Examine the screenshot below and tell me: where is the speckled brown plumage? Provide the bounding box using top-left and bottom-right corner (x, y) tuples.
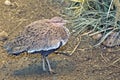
(4, 17), (70, 73)
(5, 17), (70, 54)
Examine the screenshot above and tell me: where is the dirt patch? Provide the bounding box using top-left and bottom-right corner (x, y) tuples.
(0, 0), (120, 80)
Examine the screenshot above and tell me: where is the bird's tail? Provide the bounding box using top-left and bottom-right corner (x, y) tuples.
(3, 41), (26, 55)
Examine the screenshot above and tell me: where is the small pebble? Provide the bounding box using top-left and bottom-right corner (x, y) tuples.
(2, 60), (5, 63)
(4, 0), (12, 6)
(92, 33), (102, 40)
(63, 58), (66, 60)
(72, 30), (76, 33)
(0, 31), (8, 41)
(0, 31), (8, 37)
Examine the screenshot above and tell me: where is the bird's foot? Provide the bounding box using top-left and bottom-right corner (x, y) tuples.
(49, 69), (56, 74)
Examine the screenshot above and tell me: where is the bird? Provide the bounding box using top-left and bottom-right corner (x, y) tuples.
(4, 17), (70, 73)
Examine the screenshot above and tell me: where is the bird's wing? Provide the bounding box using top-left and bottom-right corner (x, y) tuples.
(27, 22), (64, 53)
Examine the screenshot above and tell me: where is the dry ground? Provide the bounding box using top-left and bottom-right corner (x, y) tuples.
(0, 0), (120, 80)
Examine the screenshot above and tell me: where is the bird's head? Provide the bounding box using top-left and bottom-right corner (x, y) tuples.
(49, 17), (68, 27)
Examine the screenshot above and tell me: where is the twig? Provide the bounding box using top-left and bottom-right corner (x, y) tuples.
(100, 53), (108, 63)
(109, 58), (120, 66)
(70, 37), (81, 55)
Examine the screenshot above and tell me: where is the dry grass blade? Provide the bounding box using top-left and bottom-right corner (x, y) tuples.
(66, 0), (118, 46)
(108, 58), (120, 67)
(70, 36), (81, 55)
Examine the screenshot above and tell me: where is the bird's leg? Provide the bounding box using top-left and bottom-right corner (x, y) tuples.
(42, 56), (46, 71)
(45, 57), (56, 74)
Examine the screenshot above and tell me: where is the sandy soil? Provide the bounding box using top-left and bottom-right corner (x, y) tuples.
(0, 0), (120, 80)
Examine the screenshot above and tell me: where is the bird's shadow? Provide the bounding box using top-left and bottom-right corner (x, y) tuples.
(13, 60), (75, 77)
(13, 64), (47, 76)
